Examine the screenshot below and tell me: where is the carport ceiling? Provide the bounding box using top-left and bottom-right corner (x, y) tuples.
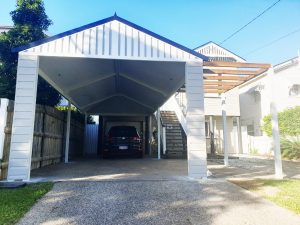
(39, 56), (185, 115)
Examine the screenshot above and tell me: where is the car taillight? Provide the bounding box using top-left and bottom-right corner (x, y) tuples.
(107, 135), (113, 141)
(133, 137), (141, 141)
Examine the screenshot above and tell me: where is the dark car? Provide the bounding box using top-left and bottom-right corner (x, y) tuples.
(103, 126), (143, 158)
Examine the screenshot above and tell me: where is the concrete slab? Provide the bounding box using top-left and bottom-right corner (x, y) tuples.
(30, 158), (189, 182)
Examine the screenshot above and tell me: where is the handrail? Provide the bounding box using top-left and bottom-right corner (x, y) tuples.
(161, 95), (187, 135)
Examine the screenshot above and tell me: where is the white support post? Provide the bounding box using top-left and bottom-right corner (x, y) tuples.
(185, 60), (207, 179)
(209, 115), (215, 155)
(7, 55), (39, 181)
(236, 117), (243, 155)
(157, 108), (161, 159)
(148, 115), (152, 156)
(83, 113), (88, 155)
(0, 99), (9, 160)
(64, 101), (71, 163)
(269, 67), (283, 179)
(162, 126), (167, 155)
(221, 94), (229, 166)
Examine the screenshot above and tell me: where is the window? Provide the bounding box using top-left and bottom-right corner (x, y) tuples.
(247, 124), (254, 136)
(205, 121), (210, 138)
(289, 84), (300, 96)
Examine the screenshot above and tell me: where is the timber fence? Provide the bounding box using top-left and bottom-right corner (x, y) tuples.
(0, 99), (84, 179)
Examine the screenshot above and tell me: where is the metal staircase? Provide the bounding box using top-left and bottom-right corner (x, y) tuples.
(160, 111), (187, 159)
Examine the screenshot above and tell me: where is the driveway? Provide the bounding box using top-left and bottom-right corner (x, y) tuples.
(19, 179), (300, 225)
(18, 158), (300, 225)
(208, 156), (300, 180)
(30, 158), (188, 182)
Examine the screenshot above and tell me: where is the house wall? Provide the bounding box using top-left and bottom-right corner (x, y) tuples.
(204, 89), (240, 116)
(170, 88), (240, 117)
(208, 116), (238, 154)
(239, 57), (300, 138)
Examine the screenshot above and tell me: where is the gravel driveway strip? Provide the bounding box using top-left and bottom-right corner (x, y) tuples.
(18, 180), (300, 225)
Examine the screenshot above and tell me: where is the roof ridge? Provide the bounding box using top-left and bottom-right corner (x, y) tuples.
(11, 14), (208, 60)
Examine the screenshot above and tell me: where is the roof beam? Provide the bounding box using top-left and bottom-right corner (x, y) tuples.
(204, 85), (235, 90)
(82, 94), (117, 111)
(119, 73), (168, 97)
(204, 89), (225, 93)
(203, 61), (271, 69)
(203, 68), (265, 75)
(204, 75), (251, 81)
(119, 94), (155, 111)
(39, 68), (80, 109)
(204, 86), (234, 90)
(66, 73), (115, 93)
(203, 80), (243, 85)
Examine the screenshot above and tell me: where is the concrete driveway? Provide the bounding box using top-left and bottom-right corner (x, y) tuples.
(30, 158), (188, 182)
(208, 156), (300, 180)
(19, 179), (300, 225)
(18, 158), (300, 225)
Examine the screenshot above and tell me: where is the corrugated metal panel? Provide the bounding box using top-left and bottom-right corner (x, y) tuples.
(84, 124), (99, 155)
(20, 20), (197, 62)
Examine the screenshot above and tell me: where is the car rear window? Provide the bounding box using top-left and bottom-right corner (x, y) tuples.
(108, 126), (139, 137)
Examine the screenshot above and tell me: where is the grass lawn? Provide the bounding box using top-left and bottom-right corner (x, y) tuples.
(230, 179), (300, 214)
(0, 182), (53, 225)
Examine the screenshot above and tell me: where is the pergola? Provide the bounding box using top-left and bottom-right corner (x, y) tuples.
(202, 60), (283, 178)
(203, 61), (270, 93)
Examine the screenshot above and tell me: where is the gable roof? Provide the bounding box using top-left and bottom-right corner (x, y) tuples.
(194, 41), (246, 62)
(12, 14), (208, 61)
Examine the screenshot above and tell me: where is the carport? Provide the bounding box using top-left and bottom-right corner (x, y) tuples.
(7, 14), (207, 181)
(6, 14), (283, 182)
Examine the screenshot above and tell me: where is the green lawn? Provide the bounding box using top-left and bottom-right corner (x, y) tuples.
(230, 179), (300, 214)
(0, 182), (53, 225)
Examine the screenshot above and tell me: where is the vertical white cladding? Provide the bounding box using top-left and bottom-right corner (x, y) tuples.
(23, 20), (196, 62)
(7, 54), (39, 181)
(185, 60), (207, 179)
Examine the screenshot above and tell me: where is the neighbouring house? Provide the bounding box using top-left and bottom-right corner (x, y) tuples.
(162, 42), (245, 155)
(238, 55), (300, 154)
(0, 25), (13, 33)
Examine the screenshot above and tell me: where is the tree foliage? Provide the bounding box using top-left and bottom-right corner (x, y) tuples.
(0, 0), (61, 106)
(261, 106), (300, 137)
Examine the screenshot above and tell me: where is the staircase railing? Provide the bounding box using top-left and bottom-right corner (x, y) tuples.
(156, 110), (167, 158)
(174, 91), (187, 116)
(161, 94), (187, 135)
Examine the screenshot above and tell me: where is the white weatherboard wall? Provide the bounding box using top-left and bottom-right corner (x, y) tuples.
(185, 60), (207, 178)
(7, 55), (39, 181)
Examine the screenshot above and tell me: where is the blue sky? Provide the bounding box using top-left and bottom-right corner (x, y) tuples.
(1, 0), (300, 64)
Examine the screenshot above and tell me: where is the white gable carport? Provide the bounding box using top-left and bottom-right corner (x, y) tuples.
(7, 14), (208, 181)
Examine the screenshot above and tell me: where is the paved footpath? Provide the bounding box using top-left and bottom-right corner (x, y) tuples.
(18, 179), (300, 225)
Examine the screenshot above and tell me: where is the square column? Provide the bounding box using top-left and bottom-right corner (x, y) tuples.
(221, 94), (229, 166)
(268, 67), (283, 178)
(7, 54), (39, 181)
(185, 60), (207, 179)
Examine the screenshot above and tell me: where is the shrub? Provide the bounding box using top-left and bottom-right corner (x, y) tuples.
(261, 106), (300, 137)
(250, 148), (258, 155)
(280, 137), (300, 160)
